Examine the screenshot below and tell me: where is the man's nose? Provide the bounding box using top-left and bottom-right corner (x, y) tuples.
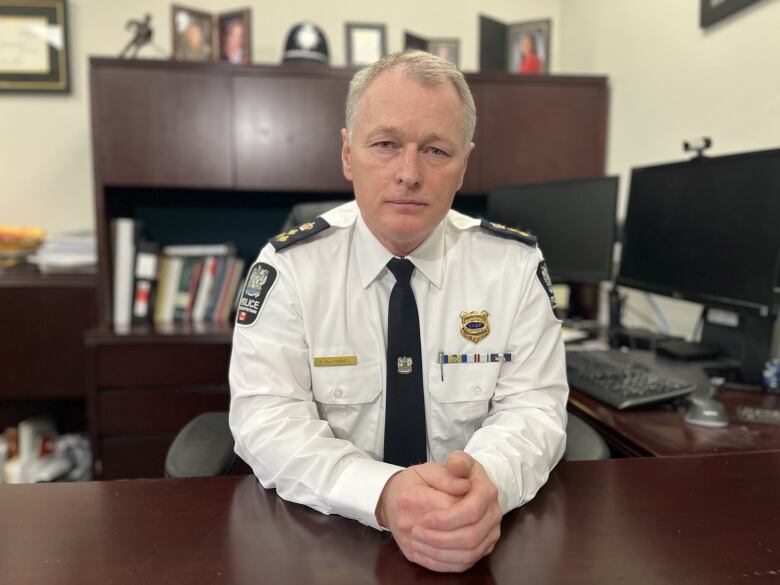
(395, 145), (422, 188)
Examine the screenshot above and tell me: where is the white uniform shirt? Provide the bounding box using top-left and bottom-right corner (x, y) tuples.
(229, 201), (568, 530)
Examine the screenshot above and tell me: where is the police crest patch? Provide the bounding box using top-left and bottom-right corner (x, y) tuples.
(236, 262), (278, 327)
(460, 310), (490, 343)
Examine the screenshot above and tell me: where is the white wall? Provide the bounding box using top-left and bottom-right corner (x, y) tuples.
(0, 0), (561, 235)
(558, 0), (780, 346)
(3, 0), (778, 349)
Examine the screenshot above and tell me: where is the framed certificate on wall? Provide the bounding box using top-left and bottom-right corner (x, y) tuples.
(0, 0), (70, 93)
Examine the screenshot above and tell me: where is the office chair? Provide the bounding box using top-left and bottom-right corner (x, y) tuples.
(279, 200), (349, 232)
(165, 411), (609, 477)
(563, 413), (610, 461)
(165, 412), (235, 477)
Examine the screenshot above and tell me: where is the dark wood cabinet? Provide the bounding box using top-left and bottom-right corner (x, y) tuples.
(233, 72), (352, 190)
(90, 65), (233, 188)
(471, 75), (607, 186)
(0, 272), (97, 431)
(87, 57), (609, 478)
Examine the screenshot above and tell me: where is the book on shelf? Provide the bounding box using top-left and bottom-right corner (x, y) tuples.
(111, 218), (140, 328)
(153, 255), (183, 325)
(161, 242), (237, 257)
(173, 256), (197, 322)
(214, 257), (246, 323)
(131, 239), (159, 325)
(192, 256), (218, 323)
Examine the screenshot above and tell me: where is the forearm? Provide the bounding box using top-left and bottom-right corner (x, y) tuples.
(230, 390), (401, 530)
(466, 385), (567, 513)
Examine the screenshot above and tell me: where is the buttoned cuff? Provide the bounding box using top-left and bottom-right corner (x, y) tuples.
(327, 458), (404, 530)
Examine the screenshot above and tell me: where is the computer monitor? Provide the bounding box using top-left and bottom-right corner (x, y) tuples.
(618, 149), (780, 316)
(617, 148), (780, 380)
(487, 176), (619, 283)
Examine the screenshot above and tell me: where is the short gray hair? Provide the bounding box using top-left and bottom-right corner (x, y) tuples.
(345, 50), (476, 148)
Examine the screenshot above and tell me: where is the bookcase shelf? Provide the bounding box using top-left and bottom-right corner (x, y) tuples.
(87, 57), (608, 478)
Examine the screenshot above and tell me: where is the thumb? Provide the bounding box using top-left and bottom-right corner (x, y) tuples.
(414, 462), (471, 497)
(444, 450), (475, 479)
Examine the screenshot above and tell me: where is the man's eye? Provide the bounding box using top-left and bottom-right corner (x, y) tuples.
(425, 146), (450, 157)
(374, 141), (395, 150)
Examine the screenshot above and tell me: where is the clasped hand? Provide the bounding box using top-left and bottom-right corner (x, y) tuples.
(375, 451), (502, 573)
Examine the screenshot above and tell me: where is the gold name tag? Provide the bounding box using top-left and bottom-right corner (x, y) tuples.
(313, 355), (358, 367)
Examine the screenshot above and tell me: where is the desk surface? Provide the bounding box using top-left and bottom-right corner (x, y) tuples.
(2, 452), (779, 584)
(568, 349), (780, 456)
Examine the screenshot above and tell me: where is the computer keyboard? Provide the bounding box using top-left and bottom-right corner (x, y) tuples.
(566, 350), (696, 410)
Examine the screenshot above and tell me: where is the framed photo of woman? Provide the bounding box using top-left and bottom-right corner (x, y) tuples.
(507, 20), (550, 75)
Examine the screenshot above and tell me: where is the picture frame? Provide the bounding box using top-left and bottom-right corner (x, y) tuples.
(506, 19), (551, 75)
(0, 0), (70, 93)
(217, 8), (251, 64)
(171, 4), (215, 62)
(345, 23), (387, 67)
(428, 38), (460, 68)
(700, 0), (763, 28)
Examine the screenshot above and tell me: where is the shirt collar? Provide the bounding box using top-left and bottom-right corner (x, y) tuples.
(355, 213), (445, 289)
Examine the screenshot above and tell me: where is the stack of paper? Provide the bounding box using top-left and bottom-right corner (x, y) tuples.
(29, 230), (97, 274)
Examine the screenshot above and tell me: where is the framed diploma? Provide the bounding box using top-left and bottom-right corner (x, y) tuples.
(0, 0), (70, 93)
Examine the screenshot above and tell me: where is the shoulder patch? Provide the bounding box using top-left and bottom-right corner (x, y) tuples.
(536, 260), (558, 312)
(270, 216), (331, 251)
(236, 262), (277, 327)
(480, 219), (538, 247)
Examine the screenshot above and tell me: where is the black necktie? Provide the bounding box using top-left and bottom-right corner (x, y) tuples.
(383, 258), (427, 467)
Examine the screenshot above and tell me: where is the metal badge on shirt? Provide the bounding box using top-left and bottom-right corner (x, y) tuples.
(397, 356), (413, 374)
(460, 310), (490, 343)
(236, 261), (277, 327)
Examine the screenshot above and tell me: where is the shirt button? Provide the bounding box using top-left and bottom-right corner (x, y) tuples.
(332, 388), (343, 399)
(474, 385), (482, 396)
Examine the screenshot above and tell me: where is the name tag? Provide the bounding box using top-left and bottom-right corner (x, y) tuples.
(313, 355), (358, 367)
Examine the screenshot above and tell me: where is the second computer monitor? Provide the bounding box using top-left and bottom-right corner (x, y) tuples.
(487, 176), (619, 283)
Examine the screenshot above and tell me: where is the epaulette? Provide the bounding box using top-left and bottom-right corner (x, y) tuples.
(270, 216), (331, 251)
(480, 219), (538, 247)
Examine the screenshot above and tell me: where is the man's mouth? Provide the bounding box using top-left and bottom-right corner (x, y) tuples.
(387, 199), (427, 207)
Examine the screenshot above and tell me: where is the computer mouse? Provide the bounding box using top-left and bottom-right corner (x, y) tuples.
(684, 396), (729, 428)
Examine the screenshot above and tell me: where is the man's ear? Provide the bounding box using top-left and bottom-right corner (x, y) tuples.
(341, 128), (353, 182)
(456, 142), (475, 191)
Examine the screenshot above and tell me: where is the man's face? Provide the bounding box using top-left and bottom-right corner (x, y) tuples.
(341, 68), (473, 256)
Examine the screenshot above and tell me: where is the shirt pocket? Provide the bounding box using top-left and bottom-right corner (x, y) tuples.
(427, 362), (500, 461)
(311, 361), (382, 454)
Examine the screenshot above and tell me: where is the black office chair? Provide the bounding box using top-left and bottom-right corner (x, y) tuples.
(165, 412), (235, 477)
(279, 200), (349, 232)
(563, 413), (610, 461)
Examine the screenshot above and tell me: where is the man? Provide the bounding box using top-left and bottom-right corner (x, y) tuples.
(229, 50), (567, 573)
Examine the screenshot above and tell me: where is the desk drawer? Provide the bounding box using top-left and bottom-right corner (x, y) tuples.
(99, 434), (172, 479)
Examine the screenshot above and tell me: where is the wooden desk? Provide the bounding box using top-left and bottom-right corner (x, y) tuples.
(1, 452), (778, 584)
(568, 350), (780, 456)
